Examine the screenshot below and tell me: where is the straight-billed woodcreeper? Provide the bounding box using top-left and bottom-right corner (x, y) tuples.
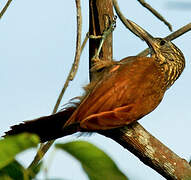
(4, 18), (185, 142)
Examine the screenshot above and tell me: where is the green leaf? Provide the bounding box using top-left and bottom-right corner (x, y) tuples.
(0, 133), (39, 169)
(0, 160), (42, 180)
(55, 141), (128, 180)
(0, 174), (13, 180)
(0, 160), (26, 180)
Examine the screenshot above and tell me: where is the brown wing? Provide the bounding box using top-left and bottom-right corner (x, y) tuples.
(65, 56), (166, 130)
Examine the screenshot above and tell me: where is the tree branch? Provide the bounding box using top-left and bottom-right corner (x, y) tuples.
(137, 0), (172, 31)
(101, 123), (191, 180)
(0, 0), (12, 19)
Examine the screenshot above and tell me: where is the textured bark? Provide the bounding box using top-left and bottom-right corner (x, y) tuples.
(101, 123), (191, 180)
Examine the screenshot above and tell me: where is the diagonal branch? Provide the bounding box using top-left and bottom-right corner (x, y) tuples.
(113, 0), (141, 39)
(101, 123), (191, 180)
(0, 0), (12, 19)
(113, 0), (172, 32)
(137, 0), (172, 31)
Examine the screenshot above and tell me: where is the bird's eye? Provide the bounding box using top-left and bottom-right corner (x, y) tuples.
(160, 40), (166, 46)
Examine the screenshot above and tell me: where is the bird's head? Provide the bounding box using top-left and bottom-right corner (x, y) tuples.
(126, 19), (185, 88)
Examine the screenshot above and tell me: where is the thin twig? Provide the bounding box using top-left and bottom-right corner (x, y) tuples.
(0, 0), (12, 19)
(27, 0), (83, 170)
(81, 32), (89, 53)
(28, 141), (54, 169)
(113, 0), (142, 39)
(137, 23), (191, 57)
(113, 0), (172, 32)
(69, 0), (83, 81)
(137, 0), (172, 31)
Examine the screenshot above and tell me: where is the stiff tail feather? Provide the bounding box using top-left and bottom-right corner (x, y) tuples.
(4, 106), (79, 142)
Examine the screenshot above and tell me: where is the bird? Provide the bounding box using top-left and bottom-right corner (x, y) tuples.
(4, 18), (185, 142)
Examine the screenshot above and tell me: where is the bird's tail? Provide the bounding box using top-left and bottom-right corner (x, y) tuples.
(4, 106), (79, 142)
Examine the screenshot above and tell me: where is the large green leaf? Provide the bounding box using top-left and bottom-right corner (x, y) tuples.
(0, 133), (39, 169)
(55, 141), (128, 180)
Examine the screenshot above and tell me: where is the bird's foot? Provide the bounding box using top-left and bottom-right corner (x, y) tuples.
(91, 58), (115, 72)
(90, 15), (117, 60)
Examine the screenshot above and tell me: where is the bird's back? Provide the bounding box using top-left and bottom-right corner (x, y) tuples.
(65, 56), (167, 130)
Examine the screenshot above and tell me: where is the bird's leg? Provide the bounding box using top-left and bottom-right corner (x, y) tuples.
(90, 15), (117, 59)
(89, 15), (117, 71)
